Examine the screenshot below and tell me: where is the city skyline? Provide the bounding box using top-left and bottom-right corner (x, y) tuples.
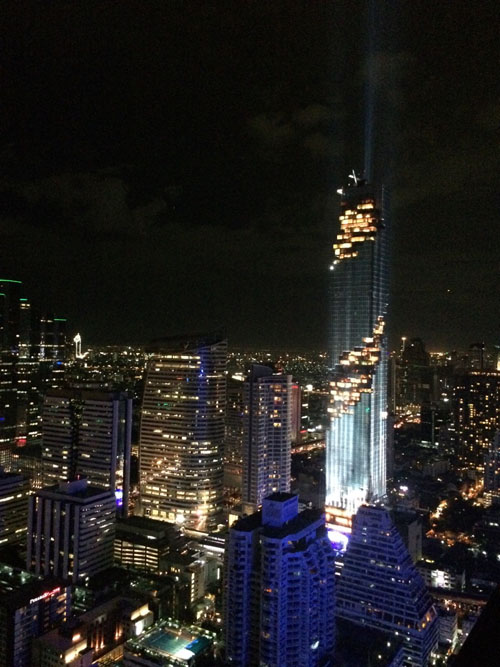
(0, 3), (499, 665)
(1, 2), (498, 350)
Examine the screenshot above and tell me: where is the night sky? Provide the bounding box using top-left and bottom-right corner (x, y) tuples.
(1, 1), (499, 351)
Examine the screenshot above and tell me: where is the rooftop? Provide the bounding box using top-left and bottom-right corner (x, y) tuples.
(265, 491), (296, 502)
(125, 619), (214, 665)
(146, 330), (226, 354)
(0, 566), (68, 611)
(231, 507), (325, 541)
(38, 478), (115, 501)
(45, 388), (130, 401)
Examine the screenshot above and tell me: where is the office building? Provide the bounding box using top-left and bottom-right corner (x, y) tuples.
(114, 515), (182, 574)
(11, 443), (44, 489)
(242, 365), (292, 513)
(42, 389), (132, 511)
(336, 505), (438, 666)
(139, 333), (226, 530)
(0, 467), (31, 546)
(27, 478), (116, 583)
(224, 493), (335, 666)
(0, 563), (70, 667)
(454, 371), (500, 469)
(326, 177), (389, 516)
(15, 296), (42, 448)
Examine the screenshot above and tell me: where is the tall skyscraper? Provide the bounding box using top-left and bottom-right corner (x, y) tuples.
(224, 493), (335, 666)
(326, 177), (389, 516)
(241, 365), (292, 513)
(139, 332), (226, 530)
(0, 278), (23, 466)
(336, 505), (438, 666)
(27, 478), (116, 583)
(0, 279), (68, 464)
(38, 313), (67, 390)
(42, 389), (132, 512)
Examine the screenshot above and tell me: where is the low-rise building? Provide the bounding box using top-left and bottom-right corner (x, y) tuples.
(114, 516), (182, 573)
(34, 622), (91, 667)
(417, 560), (466, 591)
(437, 607), (458, 654)
(123, 619), (215, 667)
(35, 598), (154, 666)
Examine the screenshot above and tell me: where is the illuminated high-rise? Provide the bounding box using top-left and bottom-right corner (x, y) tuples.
(454, 371), (500, 469)
(326, 177), (389, 515)
(224, 493), (335, 666)
(42, 389), (132, 513)
(241, 365), (292, 513)
(139, 333), (226, 530)
(336, 505), (438, 666)
(0, 279), (23, 466)
(27, 478), (116, 583)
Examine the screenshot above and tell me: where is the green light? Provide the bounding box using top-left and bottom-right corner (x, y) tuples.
(0, 279), (22, 284)
(0, 293), (5, 297)
(19, 298), (28, 302)
(54, 318), (67, 322)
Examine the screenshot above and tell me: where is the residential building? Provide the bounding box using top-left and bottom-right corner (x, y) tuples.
(242, 365), (292, 513)
(454, 371), (500, 468)
(224, 493), (335, 666)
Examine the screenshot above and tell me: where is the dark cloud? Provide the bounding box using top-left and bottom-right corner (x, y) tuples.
(1, 1), (499, 350)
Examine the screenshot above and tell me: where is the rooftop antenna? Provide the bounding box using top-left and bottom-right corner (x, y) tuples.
(348, 170), (359, 186)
